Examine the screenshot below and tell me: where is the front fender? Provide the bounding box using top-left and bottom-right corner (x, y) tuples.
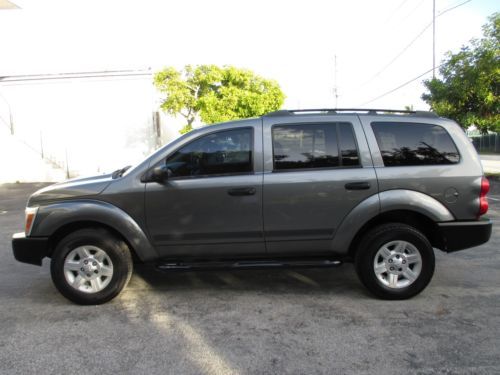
(32, 199), (158, 262)
(331, 189), (454, 254)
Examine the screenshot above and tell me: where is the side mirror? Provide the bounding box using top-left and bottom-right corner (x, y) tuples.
(151, 165), (172, 182)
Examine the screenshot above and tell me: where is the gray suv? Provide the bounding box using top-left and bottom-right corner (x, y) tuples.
(12, 109), (492, 304)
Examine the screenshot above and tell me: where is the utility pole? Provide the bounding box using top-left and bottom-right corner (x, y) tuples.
(432, 0), (436, 78)
(333, 54), (339, 108)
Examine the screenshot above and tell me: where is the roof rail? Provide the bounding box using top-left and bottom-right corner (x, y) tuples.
(265, 108), (438, 118)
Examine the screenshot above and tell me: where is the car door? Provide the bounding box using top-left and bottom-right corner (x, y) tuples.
(262, 114), (378, 254)
(145, 123), (265, 258)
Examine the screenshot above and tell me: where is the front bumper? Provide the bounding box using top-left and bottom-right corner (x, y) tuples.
(12, 232), (49, 266)
(437, 219), (492, 252)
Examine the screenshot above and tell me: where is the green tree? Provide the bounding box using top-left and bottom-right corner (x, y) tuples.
(154, 65), (285, 134)
(422, 13), (499, 133)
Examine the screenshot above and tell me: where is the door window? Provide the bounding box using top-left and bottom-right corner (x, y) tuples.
(165, 128), (253, 178)
(272, 122), (360, 170)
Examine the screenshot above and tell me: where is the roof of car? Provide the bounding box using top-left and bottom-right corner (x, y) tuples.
(264, 109), (439, 118)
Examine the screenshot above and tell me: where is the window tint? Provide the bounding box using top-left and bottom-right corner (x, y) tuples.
(371, 122), (460, 166)
(165, 128), (253, 178)
(339, 122), (360, 166)
(273, 124), (339, 170)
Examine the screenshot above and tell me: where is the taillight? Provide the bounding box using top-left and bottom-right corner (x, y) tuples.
(478, 177), (490, 217)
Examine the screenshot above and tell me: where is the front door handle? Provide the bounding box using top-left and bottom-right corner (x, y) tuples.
(345, 182), (371, 190)
(227, 187), (256, 196)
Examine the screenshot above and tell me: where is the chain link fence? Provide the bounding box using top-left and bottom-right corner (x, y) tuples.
(471, 133), (500, 154)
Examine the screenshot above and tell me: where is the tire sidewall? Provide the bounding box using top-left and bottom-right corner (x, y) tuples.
(51, 228), (131, 305)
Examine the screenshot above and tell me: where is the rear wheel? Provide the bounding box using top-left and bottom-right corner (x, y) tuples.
(355, 223), (435, 300)
(50, 228), (132, 305)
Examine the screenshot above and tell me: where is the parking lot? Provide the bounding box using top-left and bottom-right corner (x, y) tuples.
(1, 181), (499, 374)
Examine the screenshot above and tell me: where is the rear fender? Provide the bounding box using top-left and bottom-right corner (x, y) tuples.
(332, 189), (454, 254)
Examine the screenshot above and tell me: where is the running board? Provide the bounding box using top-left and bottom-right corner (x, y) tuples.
(156, 259), (342, 272)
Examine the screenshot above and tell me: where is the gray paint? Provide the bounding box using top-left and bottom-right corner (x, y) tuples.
(379, 189), (454, 221)
(261, 114), (378, 254)
(358, 115), (482, 220)
(32, 200), (158, 261)
(20, 111), (486, 262)
(27, 174), (113, 206)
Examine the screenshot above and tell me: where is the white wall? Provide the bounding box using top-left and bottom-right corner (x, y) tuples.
(0, 75), (183, 181)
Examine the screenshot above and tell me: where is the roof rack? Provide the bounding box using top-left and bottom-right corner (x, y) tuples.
(265, 108), (438, 118)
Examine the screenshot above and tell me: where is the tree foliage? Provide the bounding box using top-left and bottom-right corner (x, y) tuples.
(422, 13), (499, 133)
(154, 65), (285, 134)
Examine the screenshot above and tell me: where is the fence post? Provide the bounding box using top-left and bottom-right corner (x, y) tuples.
(39, 130), (44, 159)
(65, 148), (70, 179)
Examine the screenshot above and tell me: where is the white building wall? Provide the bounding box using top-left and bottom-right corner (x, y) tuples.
(0, 74), (183, 181)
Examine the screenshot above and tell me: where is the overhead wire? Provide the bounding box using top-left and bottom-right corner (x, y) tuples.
(357, 0), (472, 89)
(359, 64), (444, 106)
(357, 0), (472, 106)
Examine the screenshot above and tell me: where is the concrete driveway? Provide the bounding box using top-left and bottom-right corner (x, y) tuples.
(1, 182), (499, 374)
(481, 154), (500, 174)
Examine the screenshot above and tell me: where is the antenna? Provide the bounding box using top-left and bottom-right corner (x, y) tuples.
(432, 0), (436, 78)
(333, 54), (339, 107)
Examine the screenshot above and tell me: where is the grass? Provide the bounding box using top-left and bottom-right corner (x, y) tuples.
(485, 172), (500, 180)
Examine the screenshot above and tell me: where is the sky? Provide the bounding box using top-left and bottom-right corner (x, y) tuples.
(0, 0), (498, 110)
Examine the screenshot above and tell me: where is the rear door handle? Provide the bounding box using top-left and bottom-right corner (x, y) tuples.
(227, 187), (256, 196)
(345, 182), (371, 190)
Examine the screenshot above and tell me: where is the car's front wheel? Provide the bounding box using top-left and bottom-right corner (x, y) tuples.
(50, 228), (133, 305)
(355, 223), (435, 300)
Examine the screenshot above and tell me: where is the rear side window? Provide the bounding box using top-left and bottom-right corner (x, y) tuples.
(371, 122), (460, 166)
(165, 128), (253, 178)
(272, 122), (360, 171)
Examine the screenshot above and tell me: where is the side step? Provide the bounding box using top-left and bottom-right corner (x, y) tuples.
(156, 259), (342, 272)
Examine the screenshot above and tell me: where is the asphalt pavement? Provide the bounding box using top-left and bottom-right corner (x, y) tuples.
(1, 182), (499, 375)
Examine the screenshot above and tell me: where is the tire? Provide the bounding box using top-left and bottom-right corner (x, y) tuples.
(50, 227), (133, 305)
(355, 223), (435, 300)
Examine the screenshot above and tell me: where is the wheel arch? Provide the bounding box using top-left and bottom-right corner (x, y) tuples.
(347, 210), (444, 258)
(32, 199), (158, 262)
(46, 221), (142, 263)
(332, 189), (453, 257)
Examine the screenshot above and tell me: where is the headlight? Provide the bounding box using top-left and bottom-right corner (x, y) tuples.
(25, 206), (38, 236)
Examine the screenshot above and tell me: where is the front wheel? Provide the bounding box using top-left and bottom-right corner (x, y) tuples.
(355, 223), (435, 300)
(50, 228), (133, 305)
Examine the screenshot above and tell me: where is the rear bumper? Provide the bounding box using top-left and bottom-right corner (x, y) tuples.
(437, 219), (492, 253)
(12, 232), (49, 266)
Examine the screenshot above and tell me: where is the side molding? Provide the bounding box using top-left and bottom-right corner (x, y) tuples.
(32, 200), (158, 262)
(331, 189), (454, 254)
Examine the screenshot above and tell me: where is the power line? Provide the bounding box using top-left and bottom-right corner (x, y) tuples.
(383, 0), (412, 25)
(358, 0), (472, 88)
(359, 64), (443, 107)
(0, 71), (152, 83)
(399, 0), (426, 23)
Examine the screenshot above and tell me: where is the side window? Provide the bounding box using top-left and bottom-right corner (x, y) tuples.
(371, 122), (460, 166)
(272, 123), (360, 171)
(273, 124), (339, 170)
(165, 128), (253, 178)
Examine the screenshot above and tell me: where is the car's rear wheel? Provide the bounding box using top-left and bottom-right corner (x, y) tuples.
(355, 223), (435, 300)
(50, 228), (132, 305)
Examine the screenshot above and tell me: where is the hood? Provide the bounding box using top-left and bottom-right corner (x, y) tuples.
(27, 173), (114, 206)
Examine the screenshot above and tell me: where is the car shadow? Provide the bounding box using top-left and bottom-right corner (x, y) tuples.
(132, 263), (368, 297)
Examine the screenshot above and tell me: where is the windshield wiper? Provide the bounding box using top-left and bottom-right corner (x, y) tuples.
(112, 165), (131, 179)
